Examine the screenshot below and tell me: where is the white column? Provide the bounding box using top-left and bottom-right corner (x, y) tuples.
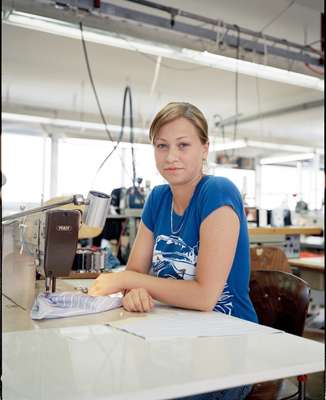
(121, 147), (126, 187)
(296, 161), (303, 199)
(40, 133), (48, 205)
(50, 134), (59, 198)
(312, 153), (320, 210)
(255, 159), (262, 208)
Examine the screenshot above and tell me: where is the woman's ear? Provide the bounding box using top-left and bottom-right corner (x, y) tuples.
(203, 142), (209, 159)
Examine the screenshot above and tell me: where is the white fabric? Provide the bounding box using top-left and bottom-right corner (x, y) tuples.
(31, 291), (122, 320)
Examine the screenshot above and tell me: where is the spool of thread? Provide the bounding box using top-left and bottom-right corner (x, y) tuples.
(73, 250), (84, 271)
(102, 248), (110, 269)
(83, 250), (92, 271)
(93, 251), (104, 271)
(72, 253), (78, 271)
(91, 251), (95, 271)
(100, 251), (106, 270)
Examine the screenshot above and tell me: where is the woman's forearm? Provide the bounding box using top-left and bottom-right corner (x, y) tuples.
(121, 270), (218, 311)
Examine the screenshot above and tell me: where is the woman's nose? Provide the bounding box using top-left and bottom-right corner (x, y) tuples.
(166, 147), (179, 162)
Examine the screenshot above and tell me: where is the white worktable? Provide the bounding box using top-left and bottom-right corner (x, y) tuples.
(288, 256), (324, 271)
(289, 256), (324, 291)
(2, 282), (324, 400)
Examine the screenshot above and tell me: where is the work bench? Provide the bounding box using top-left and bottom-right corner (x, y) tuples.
(248, 225), (323, 259)
(2, 278), (324, 400)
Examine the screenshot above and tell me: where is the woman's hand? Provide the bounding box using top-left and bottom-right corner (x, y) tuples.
(122, 288), (154, 312)
(88, 272), (125, 296)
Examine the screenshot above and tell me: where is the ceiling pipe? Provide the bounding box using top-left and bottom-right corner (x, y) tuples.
(2, 0), (322, 66)
(217, 99), (324, 127)
(124, 0), (318, 55)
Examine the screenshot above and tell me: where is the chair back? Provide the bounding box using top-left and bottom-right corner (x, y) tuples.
(250, 246), (290, 273)
(250, 270), (310, 336)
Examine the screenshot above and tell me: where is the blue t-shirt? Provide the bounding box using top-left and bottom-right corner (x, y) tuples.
(141, 175), (258, 323)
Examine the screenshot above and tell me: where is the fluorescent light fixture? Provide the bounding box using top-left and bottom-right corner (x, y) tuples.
(246, 140), (317, 153)
(3, 112), (324, 156)
(214, 113), (243, 126)
(210, 139), (247, 152)
(260, 152), (316, 165)
(4, 11), (183, 58)
(316, 148), (324, 155)
(1, 112), (148, 136)
(4, 11), (324, 92)
(208, 138), (324, 154)
(185, 50), (324, 91)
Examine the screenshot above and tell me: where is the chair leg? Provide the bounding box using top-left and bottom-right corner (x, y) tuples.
(297, 375), (307, 400)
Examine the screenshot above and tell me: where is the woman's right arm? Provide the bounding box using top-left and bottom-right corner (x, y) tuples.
(123, 221), (155, 312)
(125, 220), (154, 274)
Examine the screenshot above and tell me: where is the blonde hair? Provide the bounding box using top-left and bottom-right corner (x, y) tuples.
(149, 102), (208, 145)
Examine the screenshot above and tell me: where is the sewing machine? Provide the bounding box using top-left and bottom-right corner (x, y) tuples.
(2, 191), (111, 309)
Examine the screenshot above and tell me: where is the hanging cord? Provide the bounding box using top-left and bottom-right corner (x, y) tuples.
(79, 22), (113, 142)
(94, 86), (136, 184)
(304, 63), (324, 75)
(124, 86), (136, 188)
(79, 21), (132, 184)
(213, 113), (227, 160)
(230, 24), (241, 158)
(255, 75), (265, 139)
(120, 34), (207, 71)
(213, 114), (226, 143)
(260, 0), (297, 33)
(240, 0), (297, 52)
(302, 42), (324, 75)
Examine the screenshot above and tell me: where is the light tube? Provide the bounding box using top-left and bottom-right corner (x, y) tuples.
(1, 112), (148, 136)
(210, 140), (247, 152)
(183, 49), (324, 91)
(260, 152), (316, 165)
(246, 140), (317, 153)
(3, 112), (324, 155)
(5, 12), (184, 57)
(4, 11), (324, 92)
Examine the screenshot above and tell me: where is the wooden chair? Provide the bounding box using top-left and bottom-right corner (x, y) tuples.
(250, 246), (291, 273)
(247, 270), (311, 400)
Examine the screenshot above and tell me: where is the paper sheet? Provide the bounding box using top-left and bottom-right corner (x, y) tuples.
(107, 307), (281, 340)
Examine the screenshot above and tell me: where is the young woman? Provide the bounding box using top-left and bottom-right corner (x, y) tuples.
(89, 102), (257, 399)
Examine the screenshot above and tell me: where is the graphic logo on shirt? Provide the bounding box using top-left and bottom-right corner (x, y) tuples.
(213, 283), (234, 314)
(152, 234), (198, 280)
(152, 234), (234, 314)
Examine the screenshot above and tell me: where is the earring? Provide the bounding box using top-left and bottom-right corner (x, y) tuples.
(202, 158), (208, 173)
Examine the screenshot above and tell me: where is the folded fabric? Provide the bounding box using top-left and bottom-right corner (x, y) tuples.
(31, 291), (122, 320)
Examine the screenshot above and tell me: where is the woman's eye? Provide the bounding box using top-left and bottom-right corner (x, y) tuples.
(179, 143), (190, 149)
(156, 143), (167, 149)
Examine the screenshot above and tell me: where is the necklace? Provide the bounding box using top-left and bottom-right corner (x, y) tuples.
(170, 200), (187, 235)
(170, 175), (206, 235)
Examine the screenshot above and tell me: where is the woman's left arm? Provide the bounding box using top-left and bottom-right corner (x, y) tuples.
(89, 206), (240, 311)
(194, 205), (240, 310)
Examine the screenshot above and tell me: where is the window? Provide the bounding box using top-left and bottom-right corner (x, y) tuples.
(301, 165), (324, 210)
(57, 137), (123, 197)
(57, 138), (163, 197)
(4, 133), (322, 215)
(211, 167), (256, 206)
(2, 133), (51, 214)
(261, 164), (324, 210)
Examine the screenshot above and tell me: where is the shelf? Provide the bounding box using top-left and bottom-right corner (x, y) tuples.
(249, 226), (323, 236)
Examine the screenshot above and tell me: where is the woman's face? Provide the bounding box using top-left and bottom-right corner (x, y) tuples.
(154, 117), (208, 186)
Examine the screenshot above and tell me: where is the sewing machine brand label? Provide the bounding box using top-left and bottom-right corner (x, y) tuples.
(56, 225), (73, 232)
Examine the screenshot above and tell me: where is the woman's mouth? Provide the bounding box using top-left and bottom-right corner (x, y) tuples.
(164, 167), (182, 172)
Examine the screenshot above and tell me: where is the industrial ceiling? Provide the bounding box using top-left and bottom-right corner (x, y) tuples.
(2, 0), (324, 160)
